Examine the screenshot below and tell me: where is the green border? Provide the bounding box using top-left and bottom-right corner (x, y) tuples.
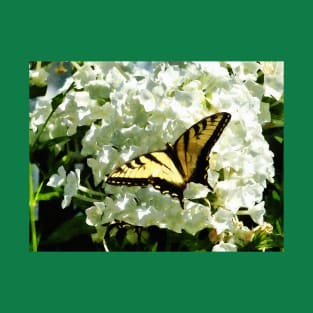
(2, 1), (310, 312)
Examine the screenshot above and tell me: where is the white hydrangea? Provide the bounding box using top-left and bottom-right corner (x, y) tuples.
(31, 61), (280, 250)
(83, 62), (275, 236)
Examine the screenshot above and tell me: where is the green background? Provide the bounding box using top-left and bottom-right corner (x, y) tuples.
(2, 0), (310, 311)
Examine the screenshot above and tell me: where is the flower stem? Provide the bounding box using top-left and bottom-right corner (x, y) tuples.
(78, 185), (105, 197)
(75, 193), (103, 204)
(29, 164), (37, 252)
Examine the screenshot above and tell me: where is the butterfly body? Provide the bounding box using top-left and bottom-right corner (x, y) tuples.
(107, 112), (231, 208)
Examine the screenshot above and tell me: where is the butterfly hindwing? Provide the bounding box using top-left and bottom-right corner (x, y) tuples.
(107, 150), (186, 200)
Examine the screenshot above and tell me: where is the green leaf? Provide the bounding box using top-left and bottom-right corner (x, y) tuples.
(272, 190), (281, 201)
(36, 136), (71, 150)
(51, 81), (75, 110)
(41, 214), (95, 245)
(36, 191), (60, 201)
(274, 135), (283, 144)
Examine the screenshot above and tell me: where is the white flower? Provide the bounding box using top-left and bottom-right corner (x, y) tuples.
(212, 241), (237, 252)
(260, 62), (284, 100)
(216, 180), (264, 213)
(61, 169), (81, 208)
(184, 182), (210, 200)
(183, 202), (211, 235)
(247, 201), (266, 225)
(29, 98), (52, 133)
(30, 67), (49, 87)
(206, 169), (220, 189)
(210, 208), (234, 235)
(195, 62), (229, 78)
(86, 202), (105, 226)
(47, 166), (66, 187)
(47, 167), (81, 209)
(223, 62), (259, 82)
(157, 64), (185, 91)
(85, 80), (111, 100)
(87, 145), (120, 186)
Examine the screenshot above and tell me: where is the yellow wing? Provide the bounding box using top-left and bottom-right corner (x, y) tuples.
(173, 112), (231, 185)
(107, 151), (185, 199)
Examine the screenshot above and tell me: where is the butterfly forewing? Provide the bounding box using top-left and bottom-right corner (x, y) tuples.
(173, 112), (231, 183)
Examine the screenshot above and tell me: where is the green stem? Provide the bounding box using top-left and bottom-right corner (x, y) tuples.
(78, 185), (105, 197)
(29, 164), (37, 252)
(75, 193), (103, 204)
(32, 109), (54, 148)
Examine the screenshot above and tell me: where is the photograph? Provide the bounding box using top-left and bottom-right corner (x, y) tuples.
(29, 61), (284, 252)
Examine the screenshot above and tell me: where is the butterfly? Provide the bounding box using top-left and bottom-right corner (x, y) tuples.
(107, 112), (231, 208)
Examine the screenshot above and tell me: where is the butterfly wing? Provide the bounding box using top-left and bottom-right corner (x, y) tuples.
(173, 112), (231, 186)
(107, 150), (186, 200)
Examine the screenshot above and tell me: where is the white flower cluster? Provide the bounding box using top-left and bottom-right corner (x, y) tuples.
(31, 61), (283, 251)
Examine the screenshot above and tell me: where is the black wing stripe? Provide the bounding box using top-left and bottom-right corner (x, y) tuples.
(143, 153), (171, 170)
